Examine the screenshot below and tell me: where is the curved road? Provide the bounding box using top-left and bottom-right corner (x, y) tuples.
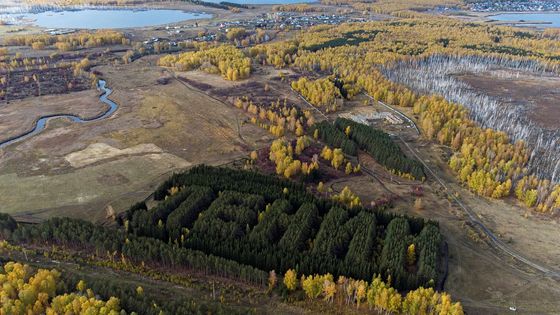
(0, 80), (117, 149)
(376, 97), (560, 279)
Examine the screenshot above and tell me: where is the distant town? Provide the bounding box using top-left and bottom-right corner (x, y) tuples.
(469, 0), (560, 12)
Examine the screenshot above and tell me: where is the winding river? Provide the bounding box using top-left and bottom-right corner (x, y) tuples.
(0, 80), (117, 149)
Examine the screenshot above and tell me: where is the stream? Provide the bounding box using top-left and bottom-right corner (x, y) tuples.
(0, 80), (117, 149)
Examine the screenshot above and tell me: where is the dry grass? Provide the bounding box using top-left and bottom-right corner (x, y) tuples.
(0, 89), (106, 142)
(457, 70), (560, 130)
(0, 56), (269, 220)
(0, 154), (190, 220)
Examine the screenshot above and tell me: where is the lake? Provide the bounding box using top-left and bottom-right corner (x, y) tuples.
(490, 13), (560, 28)
(7, 9), (212, 29)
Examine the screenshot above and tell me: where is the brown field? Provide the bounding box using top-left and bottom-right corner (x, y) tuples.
(457, 70), (560, 130)
(0, 55), (270, 221)
(175, 66), (306, 110)
(0, 89), (106, 142)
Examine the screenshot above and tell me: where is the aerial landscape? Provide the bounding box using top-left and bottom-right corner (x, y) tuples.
(0, 0), (559, 314)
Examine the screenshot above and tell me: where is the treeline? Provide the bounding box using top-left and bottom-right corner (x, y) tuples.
(220, 1), (249, 9)
(385, 55), (560, 212)
(273, 4), (323, 12)
(158, 45), (251, 81)
(303, 35), (369, 53)
(278, 270), (463, 314)
(7, 216), (268, 287)
(4, 30), (127, 51)
(313, 118), (424, 179)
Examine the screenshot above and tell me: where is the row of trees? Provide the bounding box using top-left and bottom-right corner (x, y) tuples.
(127, 185), (215, 241)
(5, 30), (128, 51)
(335, 118), (425, 180)
(280, 269), (464, 314)
(273, 4), (323, 12)
(312, 120), (358, 156)
(158, 45), (251, 81)
(233, 97), (314, 138)
(6, 216), (269, 287)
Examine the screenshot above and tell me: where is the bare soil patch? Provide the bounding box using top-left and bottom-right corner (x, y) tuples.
(65, 143), (164, 168)
(176, 65), (307, 111)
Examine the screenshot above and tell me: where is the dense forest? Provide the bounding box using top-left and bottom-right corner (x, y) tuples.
(2, 166), (441, 293)
(121, 166), (439, 290)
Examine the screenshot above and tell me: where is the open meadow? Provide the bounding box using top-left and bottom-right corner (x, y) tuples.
(0, 56), (270, 222)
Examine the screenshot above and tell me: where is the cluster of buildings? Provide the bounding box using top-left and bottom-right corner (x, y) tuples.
(137, 10), (375, 50)
(469, 0), (560, 12)
(218, 12), (368, 31)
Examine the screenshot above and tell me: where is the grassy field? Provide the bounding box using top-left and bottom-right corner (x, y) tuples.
(0, 90), (106, 141)
(0, 56), (270, 222)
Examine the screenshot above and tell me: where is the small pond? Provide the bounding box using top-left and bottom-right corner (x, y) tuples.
(6, 9), (211, 29)
(490, 13), (560, 28)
